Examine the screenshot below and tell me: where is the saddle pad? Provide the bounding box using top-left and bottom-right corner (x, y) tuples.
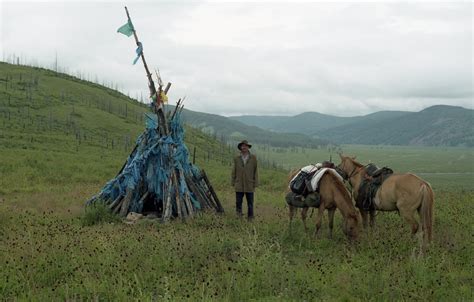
(309, 168), (344, 192)
(300, 164), (321, 173)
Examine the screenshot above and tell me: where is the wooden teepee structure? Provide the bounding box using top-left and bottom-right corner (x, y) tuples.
(87, 7), (224, 220)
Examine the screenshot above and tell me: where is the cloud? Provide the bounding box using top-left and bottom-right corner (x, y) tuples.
(1, 1), (472, 116)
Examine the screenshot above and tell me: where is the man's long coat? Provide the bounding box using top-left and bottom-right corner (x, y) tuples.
(231, 154), (259, 192)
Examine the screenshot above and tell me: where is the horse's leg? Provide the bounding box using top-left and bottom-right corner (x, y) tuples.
(360, 209), (369, 229)
(288, 205), (296, 231)
(399, 205), (419, 236)
(369, 210), (376, 228)
(301, 207), (309, 233)
(327, 208), (335, 239)
(313, 204), (325, 238)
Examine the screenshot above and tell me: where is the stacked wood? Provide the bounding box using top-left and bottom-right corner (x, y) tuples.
(87, 106), (224, 221)
(86, 6), (224, 221)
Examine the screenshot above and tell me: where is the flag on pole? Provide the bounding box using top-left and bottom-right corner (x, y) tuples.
(160, 91), (168, 104)
(133, 42), (143, 65)
(150, 91), (169, 105)
(117, 19), (134, 37)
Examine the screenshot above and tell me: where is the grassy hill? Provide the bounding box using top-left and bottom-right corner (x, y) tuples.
(315, 105), (474, 146)
(0, 62), (241, 194)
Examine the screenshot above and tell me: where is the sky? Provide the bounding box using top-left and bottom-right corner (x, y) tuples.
(1, 0), (472, 116)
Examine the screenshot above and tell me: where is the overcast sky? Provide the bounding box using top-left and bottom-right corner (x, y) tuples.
(1, 0), (472, 116)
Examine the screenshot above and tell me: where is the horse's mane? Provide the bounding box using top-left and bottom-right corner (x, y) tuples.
(326, 172), (350, 198)
(326, 172), (359, 217)
(347, 157), (364, 168)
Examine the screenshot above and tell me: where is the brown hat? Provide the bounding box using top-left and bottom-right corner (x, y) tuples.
(237, 140), (252, 150)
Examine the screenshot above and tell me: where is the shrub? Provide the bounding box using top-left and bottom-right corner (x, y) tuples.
(81, 202), (120, 226)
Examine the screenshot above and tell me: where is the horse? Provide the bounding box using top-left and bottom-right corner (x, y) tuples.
(337, 154), (434, 248)
(286, 168), (359, 241)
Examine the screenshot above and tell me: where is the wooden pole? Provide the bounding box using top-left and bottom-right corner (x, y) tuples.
(201, 170), (224, 213)
(184, 174), (210, 209)
(119, 189), (134, 217)
(164, 82), (172, 94)
(171, 170), (183, 219)
(108, 195), (123, 210)
(124, 6), (168, 135)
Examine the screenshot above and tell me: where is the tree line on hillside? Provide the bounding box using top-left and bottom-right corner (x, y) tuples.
(0, 66), (286, 170)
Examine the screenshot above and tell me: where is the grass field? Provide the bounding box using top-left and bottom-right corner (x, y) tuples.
(253, 144), (474, 191)
(1, 136), (473, 300)
(1, 63), (473, 300)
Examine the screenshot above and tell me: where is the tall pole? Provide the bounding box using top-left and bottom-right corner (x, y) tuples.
(124, 6), (168, 135)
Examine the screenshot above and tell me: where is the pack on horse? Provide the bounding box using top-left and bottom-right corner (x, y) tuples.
(337, 154), (434, 248)
(286, 162), (359, 241)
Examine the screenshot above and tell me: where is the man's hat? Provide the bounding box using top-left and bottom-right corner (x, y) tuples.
(237, 140), (252, 150)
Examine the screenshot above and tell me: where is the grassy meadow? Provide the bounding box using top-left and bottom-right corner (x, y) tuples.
(253, 144), (474, 191)
(0, 63), (473, 300)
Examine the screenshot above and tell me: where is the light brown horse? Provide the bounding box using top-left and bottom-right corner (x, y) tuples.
(287, 169), (359, 241)
(337, 154), (434, 248)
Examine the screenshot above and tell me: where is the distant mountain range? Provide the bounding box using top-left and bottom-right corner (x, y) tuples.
(230, 105), (474, 147)
(230, 110), (409, 134)
(2, 62), (470, 148)
(166, 106), (329, 148)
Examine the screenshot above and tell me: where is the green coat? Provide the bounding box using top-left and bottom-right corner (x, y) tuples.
(231, 153), (259, 192)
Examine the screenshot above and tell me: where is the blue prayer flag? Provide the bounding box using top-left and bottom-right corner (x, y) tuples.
(133, 42), (143, 65)
(117, 19), (134, 37)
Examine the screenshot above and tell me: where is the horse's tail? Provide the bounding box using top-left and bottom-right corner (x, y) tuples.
(287, 169), (300, 193)
(420, 182), (434, 243)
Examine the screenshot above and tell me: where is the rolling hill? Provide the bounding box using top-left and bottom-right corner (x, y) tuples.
(0, 62), (238, 194)
(315, 105), (474, 146)
(230, 110), (410, 134)
(0, 61), (326, 159)
(168, 106), (329, 148)
(232, 106), (473, 147)
(2, 61), (470, 151)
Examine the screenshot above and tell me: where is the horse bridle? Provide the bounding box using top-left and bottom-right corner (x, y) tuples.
(347, 166), (362, 179)
(339, 160), (362, 182)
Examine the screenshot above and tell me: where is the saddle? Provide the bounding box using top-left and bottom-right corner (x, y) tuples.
(289, 169), (317, 196)
(357, 164), (393, 211)
(321, 161), (335, 169)
(289, 161), (336, 196)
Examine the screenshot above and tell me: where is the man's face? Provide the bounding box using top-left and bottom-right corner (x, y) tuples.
(240, 144), (249, 153)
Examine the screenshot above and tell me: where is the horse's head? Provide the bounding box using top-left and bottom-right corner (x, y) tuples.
(343, 212), (360, 242)
(337, 154), (361, 180)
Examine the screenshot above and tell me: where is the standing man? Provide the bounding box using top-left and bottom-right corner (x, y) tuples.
(231, 140), (259, 220)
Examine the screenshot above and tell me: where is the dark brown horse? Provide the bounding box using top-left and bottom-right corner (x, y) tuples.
(337, 154), (434, 248)
(287, 169), (359, 241)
